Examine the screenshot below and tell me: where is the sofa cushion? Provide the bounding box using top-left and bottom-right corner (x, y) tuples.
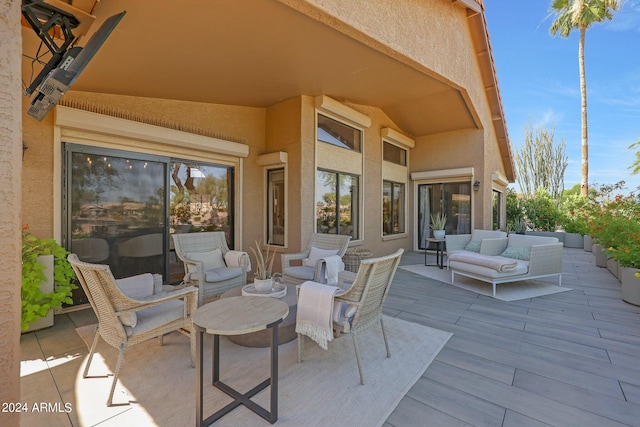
(450, 259), (529, 279)
(464, 240), (482, 252)
(507, 234), (558, 248)
(501, 246), (531, 261)
(471, 229), (507, 241)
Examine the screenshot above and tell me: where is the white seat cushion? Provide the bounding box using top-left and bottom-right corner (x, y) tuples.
(124, 299), (184, 337)
(450, 259), (529, 279)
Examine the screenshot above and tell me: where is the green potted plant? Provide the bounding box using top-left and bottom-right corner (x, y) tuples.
(249, 239), (276, 292)
(22, 226), (77, 331)
(430, 212), (447, 239)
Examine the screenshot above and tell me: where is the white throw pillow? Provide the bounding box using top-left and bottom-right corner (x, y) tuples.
(115, 273), (155, 328)
(303, 246), (340, 267)
(185, 248), (226, 273)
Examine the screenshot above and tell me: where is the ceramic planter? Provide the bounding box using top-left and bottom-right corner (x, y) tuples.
(583, 235), (593, 252)
(433, 230), (445, 240)
(564, 233), (584, 248)
(592, 244), (608, 268)
(620, 267), (640, 306)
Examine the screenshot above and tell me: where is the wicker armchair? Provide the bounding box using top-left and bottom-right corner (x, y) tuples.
(68, 254), (198, 406)
(172, 232), (249, 306)
(297, 248), (403, 384)
(281, 233), (351, 285)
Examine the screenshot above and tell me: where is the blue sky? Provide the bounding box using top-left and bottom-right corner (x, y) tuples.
(484, 0), (640, 194)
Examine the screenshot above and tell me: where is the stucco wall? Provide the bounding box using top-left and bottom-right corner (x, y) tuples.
(0, 0), (23, 421)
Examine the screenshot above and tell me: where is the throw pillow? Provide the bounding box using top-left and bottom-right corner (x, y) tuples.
(464, 240), (482, 252)
(115, 273), (155, 328)
(500, 246), (530, 261)
(303, 246), (340, 267)
(185, 248), (226, 273)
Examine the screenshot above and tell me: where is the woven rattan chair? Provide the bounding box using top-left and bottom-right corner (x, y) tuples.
(68, 254), (198, 406)
(172, 231), (249, 306)
(281, 233), (351, 285)
(297, 248), (404, 384)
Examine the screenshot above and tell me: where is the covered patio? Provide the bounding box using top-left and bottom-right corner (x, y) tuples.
(20, 248), (640, 426)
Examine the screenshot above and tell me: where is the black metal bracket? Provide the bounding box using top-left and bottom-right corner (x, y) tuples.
(21, 0), (79, 95)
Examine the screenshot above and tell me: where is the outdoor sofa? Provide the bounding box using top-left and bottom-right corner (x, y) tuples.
(446, 233), (564, 297)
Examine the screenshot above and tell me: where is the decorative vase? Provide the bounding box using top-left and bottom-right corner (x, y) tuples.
(433, 230), (445, 240)
(620, 267), (640, 306)
(583, 235), (593, 252)
(593, 244), (608, 268)
(254, 278), (273, 293)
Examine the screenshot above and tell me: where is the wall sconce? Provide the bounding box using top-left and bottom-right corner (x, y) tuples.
(473, 180), (480, 191)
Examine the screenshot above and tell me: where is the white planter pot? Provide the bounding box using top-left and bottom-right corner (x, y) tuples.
(433, 230), (445, 240)
(593, 244), (608, 268)
(564, 233), (584, 248)
(253, 278), (273, 293)
(23, 254), (55, 333)
(583, 235), (593, 252)
(620, 267), (640, 306)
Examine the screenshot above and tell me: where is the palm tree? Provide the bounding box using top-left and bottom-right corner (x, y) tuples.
(549, 0), (620, 196)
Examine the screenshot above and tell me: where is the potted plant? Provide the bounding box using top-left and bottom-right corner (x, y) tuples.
(22, 226), (77, 331)
(249, 239), (276, 292)
(430, 212), (447, 240)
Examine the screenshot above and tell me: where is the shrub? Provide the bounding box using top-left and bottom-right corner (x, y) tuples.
(22, 227), (76, 330)
(521, 188), (563, 231)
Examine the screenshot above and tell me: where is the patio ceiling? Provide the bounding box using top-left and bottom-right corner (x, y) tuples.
(22, 0), (480, 137)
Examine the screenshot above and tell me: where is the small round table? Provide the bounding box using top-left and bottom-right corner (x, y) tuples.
(193, 296), (289, 426)
(220, 284), (297, 347)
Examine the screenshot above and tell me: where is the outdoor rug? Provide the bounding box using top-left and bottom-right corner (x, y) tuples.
(400, 264), (572, 301)
(74, 315), (451, 427)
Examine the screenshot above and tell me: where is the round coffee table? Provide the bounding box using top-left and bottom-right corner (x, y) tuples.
(220, 284), (297, 347)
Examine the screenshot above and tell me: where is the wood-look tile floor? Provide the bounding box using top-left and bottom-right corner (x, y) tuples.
(19, 248), (640, 426)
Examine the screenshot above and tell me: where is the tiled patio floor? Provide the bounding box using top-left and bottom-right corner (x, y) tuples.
(19, 248), (640, 426)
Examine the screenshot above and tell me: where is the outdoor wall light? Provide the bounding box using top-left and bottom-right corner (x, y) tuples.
(473, 180), (480, 191)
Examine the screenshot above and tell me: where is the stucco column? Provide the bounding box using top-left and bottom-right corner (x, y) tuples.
(0, 1), (23, 424)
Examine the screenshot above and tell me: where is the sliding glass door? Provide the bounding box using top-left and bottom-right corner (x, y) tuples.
(64, 144), (234, 305)
(417, 182), (471, 249)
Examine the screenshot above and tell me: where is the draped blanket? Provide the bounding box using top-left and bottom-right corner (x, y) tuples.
(448, 251), (518, 272)
(295, 281), (342, 350)
(322, 255), (343, 285)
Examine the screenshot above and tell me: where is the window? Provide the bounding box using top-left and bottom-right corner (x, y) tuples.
(383, 181), (405, 235)
(317, 114), (361, 152)
(383, 142), (406, 166)
(169, 161), (234, 243)
(417, 182), (471, 249)
(316, 170), (359, 238)
(267, 168), (285, 246)
(492, 189), (502, 230)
